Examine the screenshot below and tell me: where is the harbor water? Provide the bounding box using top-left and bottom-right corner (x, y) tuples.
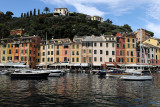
(0, 73), (160, 106)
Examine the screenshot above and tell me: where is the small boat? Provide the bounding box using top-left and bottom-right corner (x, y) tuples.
(120, 69), (153, 81)
(10, 69), (50, 78)
(97, 70), (106, 76)
(0, 70), (10, 75)
(106, 69), (131, 77)
(46, 69), (62, 77)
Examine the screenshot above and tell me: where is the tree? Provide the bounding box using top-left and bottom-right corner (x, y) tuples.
(30, 10), (32, 16)
(123, 24), (133, 32)
(5, 11), (14, 20)
(21, 13), (23, 18)
(44, 7), (50, 14)
(34, 8), (36, 16)
(105, 19), (112, 24)
(38, 9), (40, 15)
(27, 12), (29, 18)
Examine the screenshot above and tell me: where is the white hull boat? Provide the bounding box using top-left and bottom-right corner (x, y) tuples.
(120, 69), (153, 81)
(47, 70), (62, 77)
(120, 75), (152, 81)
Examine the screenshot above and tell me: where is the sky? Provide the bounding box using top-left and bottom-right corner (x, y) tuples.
(0, 0), (160, 37)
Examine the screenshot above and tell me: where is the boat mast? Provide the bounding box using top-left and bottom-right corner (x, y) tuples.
(46, 32), (47, 69)
(140, 29), (142, 70)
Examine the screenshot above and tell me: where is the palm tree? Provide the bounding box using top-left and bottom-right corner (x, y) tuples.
(44, 7), (50, 14)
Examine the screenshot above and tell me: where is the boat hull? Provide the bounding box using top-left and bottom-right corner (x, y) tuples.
(10, 73), (50, 78)
(120, 75), (153, 81)
(48, 73), (61, 77)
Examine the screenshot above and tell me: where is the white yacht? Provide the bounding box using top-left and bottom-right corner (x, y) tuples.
(46, 69), (62, 77)
(120, 69), (152, 81)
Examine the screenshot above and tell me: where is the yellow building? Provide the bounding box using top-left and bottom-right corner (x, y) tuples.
(71, 42), (81, 64)
(54, 8), (69, 16)
(125, 34), (136, 64)
(7, 43), (14, 62)
(91, 16), (103, 22)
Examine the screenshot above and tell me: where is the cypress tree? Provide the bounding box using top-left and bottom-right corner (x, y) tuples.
(21, 13), (23, 18)
(38, 9), (40, 15)
(27, 12), (29, 17)
(34, 8), (36, 16)
(30, 10), (32, 16)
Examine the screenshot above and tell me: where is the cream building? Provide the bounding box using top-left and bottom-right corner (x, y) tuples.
(53, 8), (70, 16)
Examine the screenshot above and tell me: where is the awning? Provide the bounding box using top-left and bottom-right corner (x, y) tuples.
(67, 64), (74, 66)
(36, 63), (50, 66)
(125, 64), (152, 67)
(49, 64), (58, 66)
(93, 63), (101, 66)
(81, 63), (89, 67)
(73, 63), (81, 66)
(106, 64), (114, 66)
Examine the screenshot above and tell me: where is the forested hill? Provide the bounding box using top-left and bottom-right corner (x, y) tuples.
(0, 11), (134, 40)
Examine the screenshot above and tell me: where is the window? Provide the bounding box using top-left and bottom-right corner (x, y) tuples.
(83, 57), (86, 62)
(83, 50), (86, 53)
(94, 50), (97, 54)
(57, 45), (59, 49)
(48, 51), (50, 55)
(43, 46), (45, 50)
(56, 51), (59, 55)
(127, 58), (129, 62)
(51, 51), (53, 55)
(106, 43), (108, 47)
(76, 51), (79, 55)
(127, 51), (129, 56)
(120, 51), (122, 56)
(117, 44), (119, 48)
(123, 44), (125, 48)
(48, 45), (50, 49)
(15, 56), (19, 60)
(131, 58), (133, 62)
(30, 50), (31, 54)
(8, 44), (10, 48)
(109, 58), (112, 62)
(21, 50), (23, 54)
(48, 58), (50, 62)
(3, 50), (5, 54)
(56, 58), (59, 63)
(42, 58), (45, 62)
(11, 44), (13, 47)
(25, 57), (27, 61)
(132, 44), (135, 48)
(132, 39), (135, 43)
(72, 51), (74, 55)
(131, 51), (133, 56)
(64, 57), (67, 61)
(127, 38), (130, 42)
(94, 57), (97, 62)
(100, 57), (102, 62)
(77, 45), (79, 49)
(65, 50), (67, 55)
(106, 51), (108, 55)
(76, 58), (79, 62)
(112, 43), (114, 47)
(2, 57), (5, 61)
(94, 43), (97, 47)
(100, 50), (103, 54)
(16, 49), (18, 53)
(21, 57), (23, 61)
(100, 42), (103, 47)
(51, 58), (53, 62)
(89, 57), (92, 62)
(8, 57), (12, 61)
(43, 52), (45, 56)
(112, 51), (115, 55)
(9, 50), (11, 54)
(128, 44), (130, 48)
(89, 50), (92, 53)
(72, 45), (74, 49)
(38, 53), (39, 56)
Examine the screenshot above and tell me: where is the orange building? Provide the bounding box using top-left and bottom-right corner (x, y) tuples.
(10, 29), (24, 36)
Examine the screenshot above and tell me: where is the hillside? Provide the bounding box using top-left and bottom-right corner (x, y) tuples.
(0, 11), (134, 39)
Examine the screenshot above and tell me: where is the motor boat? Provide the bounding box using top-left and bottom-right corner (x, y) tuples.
(46, 69), (62, 77)
(10, 69), (50, 78)
(0, 70), (10, 75)
(106, 68), (131, 77)
(120, 69), (153, 81)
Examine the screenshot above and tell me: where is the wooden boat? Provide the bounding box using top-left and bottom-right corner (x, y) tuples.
(120, 69), (152, 81)
(10, 69), (50, 78)
(106, 69), (131, 77)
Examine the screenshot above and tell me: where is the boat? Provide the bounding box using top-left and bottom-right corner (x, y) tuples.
(46, 69), (62, 77)
(106, 68), (132, 77)
(97, 70), (106, 76)
(10, 69), (50, 78)
(0, 70), (10, 75)
(120, 69), (152, 81)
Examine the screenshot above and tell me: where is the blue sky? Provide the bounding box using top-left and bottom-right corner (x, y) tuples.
(0, 0), (160, 37)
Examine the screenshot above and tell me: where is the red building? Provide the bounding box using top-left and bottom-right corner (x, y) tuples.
(116, 33), (127, 67)
(13, 36), (41, 68)
(10, 29), (24, 36)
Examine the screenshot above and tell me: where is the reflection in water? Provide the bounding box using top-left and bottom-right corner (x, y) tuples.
(0, 73), (159, 106)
